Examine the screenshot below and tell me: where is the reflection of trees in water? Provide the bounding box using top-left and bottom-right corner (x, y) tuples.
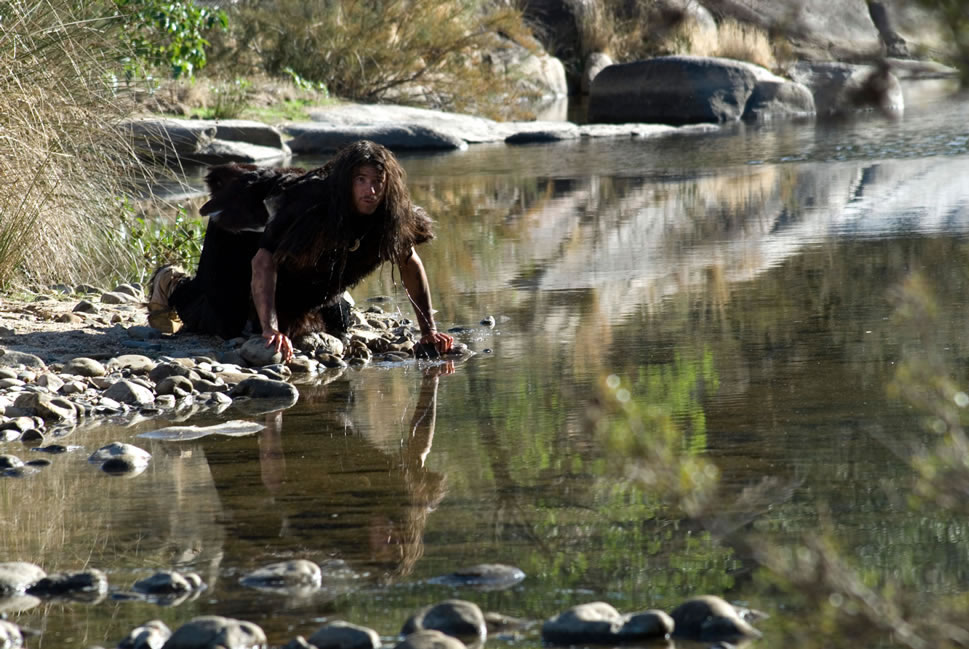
(205, 367), (449, 583)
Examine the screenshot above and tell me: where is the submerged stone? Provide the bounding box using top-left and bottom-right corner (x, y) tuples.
(240, 560), (322, 594)
(429, 564), (525, 591)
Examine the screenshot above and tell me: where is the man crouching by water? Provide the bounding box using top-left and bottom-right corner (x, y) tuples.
(148, 140), (454, 361)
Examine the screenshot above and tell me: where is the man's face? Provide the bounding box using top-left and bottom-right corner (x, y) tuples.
(352, 165), (386, 215)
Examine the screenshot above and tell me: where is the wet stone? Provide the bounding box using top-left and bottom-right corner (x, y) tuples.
(240, 337), (282, 367)
(0, 562), (46, 595)
(229, 376), (299, 401)
(132, 571), (195, 596)
(163, 615), (266, 649)
(118, 619), (171, 649)
(148, 362), (198, 384)
(430, 564), (525, 591)
(24, 458), (52, 467)
(670, 595), (763, 642)
(89, 442), (151, 474)
(541, 602), (623, 645)
(0, 455), (23, 469)
(27, 569), (108, 600)
(403, 600), (487, 644)
(32, 444), (68, 454)
(240, 560), (321, 593)
(19, 429), (44, 444)
(13, 392), (76, 422)
(157, 375), (194, 397)
(395, 630), (467, 649)
(617, 610), (674, 640)
(307, 620), (380, 649)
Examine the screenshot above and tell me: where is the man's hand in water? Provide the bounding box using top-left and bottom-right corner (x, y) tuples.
(263, 329), (294, 362)
(421, 331), (453, 355)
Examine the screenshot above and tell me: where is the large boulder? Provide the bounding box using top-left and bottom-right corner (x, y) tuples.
(120, 118), (217, 165)
(702, 0), (882, 60)
(120, 117), (291, 167)
(589, 56), (759, 125)
(286, 124), (466, 155)
(590, 55), (816, 125)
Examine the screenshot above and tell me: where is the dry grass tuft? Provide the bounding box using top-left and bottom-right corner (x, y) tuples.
(708, 18), (777, 70)
(0, 0), (146, 289)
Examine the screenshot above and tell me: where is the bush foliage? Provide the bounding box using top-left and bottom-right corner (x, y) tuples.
(211, 0), (535, 116)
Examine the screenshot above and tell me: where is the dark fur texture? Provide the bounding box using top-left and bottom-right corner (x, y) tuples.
(170, 163), (305, 338)
(172, 142), (434, 340)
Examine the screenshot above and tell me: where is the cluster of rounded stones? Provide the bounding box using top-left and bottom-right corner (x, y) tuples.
(0, 298), (474, 473)
(0, 558), (764, 649)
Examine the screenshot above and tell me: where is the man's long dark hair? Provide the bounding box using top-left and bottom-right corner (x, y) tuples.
(271, 140), (421, 269)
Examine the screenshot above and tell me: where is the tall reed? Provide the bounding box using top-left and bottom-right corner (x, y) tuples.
(0, 0), (145, 289)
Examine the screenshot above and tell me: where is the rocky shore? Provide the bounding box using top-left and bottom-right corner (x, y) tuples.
(0, 556), (765, 648)
(0, 282), (473, 452)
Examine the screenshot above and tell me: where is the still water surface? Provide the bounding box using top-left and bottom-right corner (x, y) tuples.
(5, 91), (969, 647)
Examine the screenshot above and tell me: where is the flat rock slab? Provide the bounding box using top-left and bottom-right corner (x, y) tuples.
(138, 420), (264, 442)
(428, 564), (525, 591)
(286, 124), (467, 154)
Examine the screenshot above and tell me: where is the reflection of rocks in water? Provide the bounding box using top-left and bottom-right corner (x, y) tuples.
(306, 620), (380, 649)
(396, 629), (467, 649)
(88, 441), (151, 476)
(0, 620), (24, 648)
(26, 569), (108, 604)
(121, 569), (206, 606)
(0, 561), (46, 596)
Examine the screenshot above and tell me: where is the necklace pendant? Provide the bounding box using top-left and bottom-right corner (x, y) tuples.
(348, 238), (361, 252)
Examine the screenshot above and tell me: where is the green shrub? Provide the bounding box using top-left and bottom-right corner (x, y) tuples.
(114, 0), (228, 80)
(122, 204), (204, 282)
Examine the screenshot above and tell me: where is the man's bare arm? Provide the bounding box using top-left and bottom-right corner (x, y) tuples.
(251, 248), (293, 361)
(398, 247), (453, 354)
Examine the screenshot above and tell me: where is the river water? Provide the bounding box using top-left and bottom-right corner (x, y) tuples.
(4, 87), (969, 648)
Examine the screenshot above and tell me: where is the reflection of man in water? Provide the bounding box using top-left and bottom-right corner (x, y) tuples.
(205, 363), (452, 582)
